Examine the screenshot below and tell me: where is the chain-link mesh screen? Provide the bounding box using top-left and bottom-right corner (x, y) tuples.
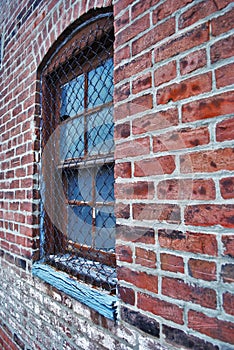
(40, 13), (116, 293)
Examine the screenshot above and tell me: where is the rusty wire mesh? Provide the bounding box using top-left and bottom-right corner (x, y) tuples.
(39, 13), (116, 292)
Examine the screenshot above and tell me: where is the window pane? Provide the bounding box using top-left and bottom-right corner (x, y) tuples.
(68, 205), (92, 245)
(60, 74), (84, 117)
(67, 168), (92, 201)
(88, 58), (113, 108)
(96, 165), (114, 202)
(60, 116), (84, 160)
(87, 106), (114, 156)
(95, 206), (115, 250)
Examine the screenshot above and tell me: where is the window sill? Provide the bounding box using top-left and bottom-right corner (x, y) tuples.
(32, 261), (118, 320)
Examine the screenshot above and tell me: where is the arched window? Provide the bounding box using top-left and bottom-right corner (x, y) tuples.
(39, 12), (116, 294)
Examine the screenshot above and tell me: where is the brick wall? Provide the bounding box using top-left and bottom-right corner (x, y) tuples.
(0, 0), (234, 349)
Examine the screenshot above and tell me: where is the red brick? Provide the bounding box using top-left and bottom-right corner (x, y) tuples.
(132, 72), (152, 94)
(115, 162), (131, 179)
(222, 263), (234, 283)
(155, 23), (209, 62)
(114, 51), (152, 84)
(180, 49), (207, 75)
(114, 45), (130, 66)
(135, 247), (156, 268)
(132, 0), (161, 19)
(215, 62), (234, 89)
(154, 61), (177, 87)
(188, 310), (234, 344)
(115, 203), (130, 219)
(161, 253), (184, 273)
(118, 286), (135, 305)
(214, 0), (233, 9)
(114, 0), (135, 16)
(157, 178), (215, 200)
(116, 244), (133, 263)
(114, 122), (130, 140)
(222, 235), (234, 257)
(114, 9), (129, 33)
(115, 14), (150, 47)
(179, 0), (217, 29)
(118, 266), (158, 293)
(114, 93), (153, 121)
(132, 18), (175, 56)
(157, 73), (212, 104)
(116, 225), (155, 244)
(223, 292), (234, 316)
(138, 292), (184, 324)
(185, 204), (234, 228)
(220, 177), (234, 199)
(153, 0), (193, 23)
(132, 108), (178, 135)
(153, 126), (210, 152)
(115, 181), (154, 200)
(114, 81), (130, 103)
(133, 203), (180, 223)
(216, 117), (234, 142)
(158, 229), (218, 256)
(211, 34), (234, 63)
(134, 155), (176, 177)
(115, 137), (150, 159)
(180, 148), (234, 174)
(162, 277), (216, 309)
(211, 7), (234, 36)
(188, 258), (216, 281)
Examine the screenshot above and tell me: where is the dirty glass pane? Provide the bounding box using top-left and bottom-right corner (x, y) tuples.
(60, 116), (84, 160)
(87, 106), (114, 156)
(95, 206), (115, 249)
(67, 168), (92, 201)
(68, 205), (92, 244)
(96, 165), (114, 202)
(60, 74), (84, 118)
(88, 58), (113, 108)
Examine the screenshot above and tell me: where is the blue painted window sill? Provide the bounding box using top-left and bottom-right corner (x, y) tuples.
(32, 261), (118, 320)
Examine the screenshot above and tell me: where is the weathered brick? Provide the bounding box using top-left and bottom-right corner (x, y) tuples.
(132, 18), (175, 56)
(155, 23), (209, 62)
(221, 263), (234, 283)
(212, 7), (234, 36)
(157, 73), (212, 104)
(115, 162), (131, 178)
(157, 178), (215, 200)
(222, 235), (234, 257)
(223, 292), (234, 316)
(188, 310), (234, 344)
(163, 325), (219, 350)
(116, 244), (133, 263)
(153, 0), (193, 23)
(133, 203), (180, 223)
(158, 229), (218, 256)
(118, 287), (135, 305)
(160, 253), (184, 273)
(180, 148), (234, 173)
(154, 60), (177, 87)
(162, 276), (217, 309)
(132, 0), (160, 19)
(220, 177), (234, 199)
(132, 72), (152, 95)
(188, 258), (216, 281)
(115, 181), (154, 200)
(216, 117), (234, 142)
(180, 49), (207, 75)
(216, 62), (234, 89)
(116, 225), (155, 244)
(118, 266), (158, 293)
(153, 126), (210, 152)
(211, 34), (234, 63)
(121, 307), (160, 337)
(132, 108), (178, 135)
(134, 156), (176, 177)
(185, 204), (234, 228)
(135, 247), (156, 268)
(138, 292), (184, 324)
(115, 137), (150, 159)
(178, 0), (217, 29)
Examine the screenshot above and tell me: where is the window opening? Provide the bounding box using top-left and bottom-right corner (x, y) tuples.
(40, 13), (116, 293)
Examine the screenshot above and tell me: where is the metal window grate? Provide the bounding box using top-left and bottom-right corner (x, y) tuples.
(39, 13), (116, 293)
